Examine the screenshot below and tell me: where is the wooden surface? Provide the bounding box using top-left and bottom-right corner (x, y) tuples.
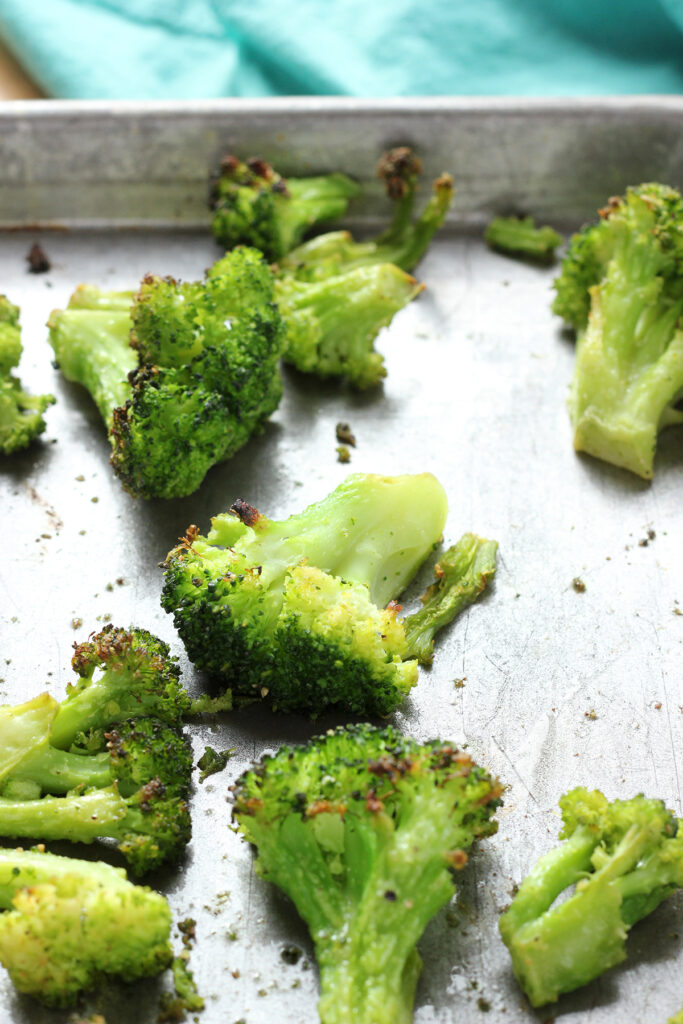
(0, 39), (44, 99)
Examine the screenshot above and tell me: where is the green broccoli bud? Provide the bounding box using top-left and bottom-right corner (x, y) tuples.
(280, 149), (454, 282)
(162, 472), (449, 716)
(499, 787), (683, 1007)
(233, 722), (502, 1024)
(49, 247), (286, 498)
(553, 183), (683, 478)
(275, 263), (423, 387)
(0, 847), (172, 1007)
(403, 533), (498, 664)
(210, 154), (360, 261)
(0, 294), (54, 454)
(484, 215), (562, 262)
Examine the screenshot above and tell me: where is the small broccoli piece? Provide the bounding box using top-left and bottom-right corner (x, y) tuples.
(49, 247), (286, 498)
(553, 183), (683, 478)
(403, 533), (498, 665)
(197, 746), (235, 784)
(275, 263), (423, 387)
(484, 215), (562, 262)
(669, 1008), (683, 1024)
(0, 294), (54, 454)
(210, 155), (360, 261)
(279, 148), (454, 282)
(0, 848), (171, 1007)
(233, 723), (502, 1024)
(162, 473), (449, 716)
(499, 787), (683, 1007)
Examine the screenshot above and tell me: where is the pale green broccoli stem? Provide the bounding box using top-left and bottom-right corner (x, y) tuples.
(50, 666), (150, 750)
(67, 284), (135, 312)
(0, 787), (132, 844)
(403, 534), (498, 664)
(209, 473), (448, 609)
(275, 264), (422, 387)
(5, 745), (111, 796)
(485, 216), (562, 261)
(48, 309), (135, 423)
(278, 175), (361, 253)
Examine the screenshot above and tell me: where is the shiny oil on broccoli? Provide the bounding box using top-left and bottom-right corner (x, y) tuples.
(500, 787), (683, 1007)
(0, 294), (54, 454)
(232, 723), (502, 1024)
(0, 626), (193, 875)
(553, 183), (683, 479)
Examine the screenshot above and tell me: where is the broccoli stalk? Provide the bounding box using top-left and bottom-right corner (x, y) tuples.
(162, 473), (450, 716)
(553, 183), (683, 478)
(0, 846), (172, 1006)
(233, 723), (502, 1024)
(0, 294), (54, 454)
(49, 247), (286, 498)
(403, 533), (498, 664)
(0, 626), (193, 874)
(279, 148), (454, 281)
(499, 787), (683, 1007)
(484, 216), (562, 262)
(210, 155), (361, 261)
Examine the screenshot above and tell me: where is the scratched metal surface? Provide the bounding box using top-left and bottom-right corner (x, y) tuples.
(0, 101), (681, 1024)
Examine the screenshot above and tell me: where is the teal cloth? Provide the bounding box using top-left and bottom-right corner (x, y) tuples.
(0, 0), (682, 98)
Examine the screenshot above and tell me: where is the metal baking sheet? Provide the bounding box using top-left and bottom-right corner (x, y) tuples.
(0, 99), (681, 1024)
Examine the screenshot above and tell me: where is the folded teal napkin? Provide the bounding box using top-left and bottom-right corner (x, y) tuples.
(0, 0), (682, 98)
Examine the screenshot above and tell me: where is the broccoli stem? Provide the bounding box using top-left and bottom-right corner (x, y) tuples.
(484, 216), (562, 262)
(48, 309), (135, 423)
(0, 787), (129, 844)
(278, 175), (362, 254)
(50, 665), (157, 750)
(67, 284), (134, 312)
(403, 534), (498, 664)
(7, 745), (111, 795)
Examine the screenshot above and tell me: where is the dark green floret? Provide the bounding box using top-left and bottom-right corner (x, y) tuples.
(0, 294), (54, 454)
(403, 533), (498, 665)
(210, 154), (361, 261)
(233, 722), (502, 1024)
(0, 625), (193, 874)
(279, 147), (454, 281)
(484, 215), (562, 262)
(0, 847), (172, 1007)
(500, 787), (683, 1007)
(161, 473), (450, 716)
(552, 183), (683, 478)
(49, 247), (286, 498)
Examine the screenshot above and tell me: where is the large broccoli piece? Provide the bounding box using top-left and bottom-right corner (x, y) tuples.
(162, 473), (451, 716)
(0, 294), (54, 454)
(210, 155), (361, 261)
(484, 215), (562, 263)
(49, 247), (285, 498)
(553, 183), (683, 478)
(279, 147), (454, 282)
(0, 846), (171, 1007)
(233, 723), (502, 1024)
(0, 626), (193, 875)
(499, 787), (683, 1007)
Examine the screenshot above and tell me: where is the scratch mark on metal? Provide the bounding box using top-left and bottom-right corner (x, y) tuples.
(492, 733), (539, 806)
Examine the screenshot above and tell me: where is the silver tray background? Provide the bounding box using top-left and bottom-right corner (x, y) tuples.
(0, 98), (681, 1024)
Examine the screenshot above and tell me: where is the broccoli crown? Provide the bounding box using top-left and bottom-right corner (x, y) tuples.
(275, 263), (423, 387)
(50, 625), (191, 750)
(499, 786), (682, 1007)
(210, 154), (360, 261)
(403, 533), (498, 665)
(49, 248), (286, 499)
(279, 149), (454, 282)
(162, 472), (449, 716)
(484, 215), (562, 262)
(552, 183), (683, 478)
(233, 722), (502, 1024)
(0, 847), (172, 1006)
(0, 293), (54, 455)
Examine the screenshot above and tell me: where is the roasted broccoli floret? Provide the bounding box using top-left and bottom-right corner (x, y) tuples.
(210, 155), (361, 261)
(49, 247), (285, 498)
(0, 626), (193, 874)
(499, 787), (683, 1007)
(403, 533), (498, 664)
(553, 183), (683, 478)
(233, 723), (502, 1024)
(484, 215), (562, 262)
(162, 473), (450, 716)
(279, 147), (454, 281)
(0, 847), (172, 1006)
(0, 294), (54, 453)
(275, 263), (422, 387)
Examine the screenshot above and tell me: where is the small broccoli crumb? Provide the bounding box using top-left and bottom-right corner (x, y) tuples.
(178, 918), (197, 948)
(335, 422), (356, 447)
(26, 243), (50, 274)
(281, 945), (303, 965)
(584, 709), (597, 720)
(477, 997), (491, 1012)
(453, 677), (467, 689)
(336, 445), (351, 463)
(71, 617), (83, 630)
(572, 577), (586, 593)
(197, 746), (235, 783)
